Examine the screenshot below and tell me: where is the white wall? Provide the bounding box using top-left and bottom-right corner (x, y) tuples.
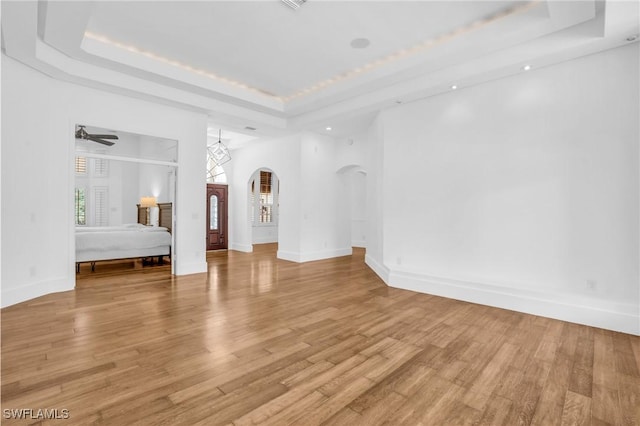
(334, 133), (369, 249)
(348, 171), (367, 247)
(364, 115), (388, 280)
(1, 56), (208, 307)
(252, 225), (279, 244)
(372, 44), (639, 334)
(228, 134), (302, 254)
(298, 132), (352, 261)
(229, 131), (355, 262)
(139, 164), (172, 203)
(120, 161), (140, 224)
(138, 136), (177, 206)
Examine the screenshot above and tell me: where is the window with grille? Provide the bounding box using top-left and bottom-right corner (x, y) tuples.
(251, 170), (278, 225)
(75, 188), (86, 225)
(259, 171), (273, 223)
(206, 156), (228, 183)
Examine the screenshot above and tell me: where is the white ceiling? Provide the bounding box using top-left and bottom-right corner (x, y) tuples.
(86, 1), (523, 97)
(2, 1), (639, 140)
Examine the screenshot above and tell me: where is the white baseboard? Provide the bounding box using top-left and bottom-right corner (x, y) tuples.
(278, 247), (353, 263)
(229, 243), (253, 253)
(252, 237), (278, 244)
(174, 261), (207, 275)
(364, 254), (390, 283)
(276, 250), (300, 262)
(1, 277), (73, 308)
(386, 269), (640, 336)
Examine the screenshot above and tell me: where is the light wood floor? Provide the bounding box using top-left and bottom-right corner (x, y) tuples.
(2, 244), (639, 425)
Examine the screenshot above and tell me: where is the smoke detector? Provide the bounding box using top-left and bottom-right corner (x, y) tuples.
(282, 0), (307, 10)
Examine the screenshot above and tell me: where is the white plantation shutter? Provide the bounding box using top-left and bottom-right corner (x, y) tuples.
(92, 158), (109, 177)
(93, 187), (109, 226)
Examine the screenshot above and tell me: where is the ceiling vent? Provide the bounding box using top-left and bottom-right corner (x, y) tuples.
(281, 0), (307, 10)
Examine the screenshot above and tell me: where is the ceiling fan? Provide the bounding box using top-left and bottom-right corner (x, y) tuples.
(75, 125), (118, 146)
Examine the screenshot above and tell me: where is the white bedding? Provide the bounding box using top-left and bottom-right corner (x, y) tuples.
(75, 224), (171, 263)
(75, 223), (168, 233)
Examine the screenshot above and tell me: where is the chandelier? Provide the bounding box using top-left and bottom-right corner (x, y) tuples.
(208, 129), (231, 166)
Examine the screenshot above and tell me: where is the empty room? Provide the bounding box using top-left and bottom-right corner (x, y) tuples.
(1, 0), (639, 424)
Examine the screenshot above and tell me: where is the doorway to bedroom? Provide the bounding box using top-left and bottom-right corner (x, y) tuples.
(74, 124), (178, 278)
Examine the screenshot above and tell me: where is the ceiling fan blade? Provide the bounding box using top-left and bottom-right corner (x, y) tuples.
(87, 136), (115, 146)
(88, 134), (119, 139)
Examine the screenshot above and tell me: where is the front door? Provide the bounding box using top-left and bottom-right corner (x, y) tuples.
(206, 184), (228, 250)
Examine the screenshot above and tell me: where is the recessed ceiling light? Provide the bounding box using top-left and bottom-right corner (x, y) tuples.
(326, 127), (332, 131)
(451, 85), (457, 90)
(350, 38), (371, 49)
(523, 64), (531, 71)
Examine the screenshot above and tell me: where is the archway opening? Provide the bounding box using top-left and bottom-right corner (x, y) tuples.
(336, 164), (367, 249)
(248, 168), (279, 247)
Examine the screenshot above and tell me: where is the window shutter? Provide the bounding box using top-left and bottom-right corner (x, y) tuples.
(93, 187), (109, 226)
(75, 157), (87, 175)
(93, 158), (109, 177)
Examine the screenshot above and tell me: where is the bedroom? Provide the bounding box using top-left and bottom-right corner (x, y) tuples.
(74, 125), (177, 274)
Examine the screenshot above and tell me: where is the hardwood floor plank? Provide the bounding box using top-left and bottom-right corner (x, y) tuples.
(167, 341), (310, 404)
(560, 390), (591, 426)
(592, 383), (623, 426)
(474, 394), (513, 425)
(1, 245), (637, 425)
(232, 353), (369, 425)
(349, 390), (406, 425)
(288, 376), (376, 425)
(466, 341), (518, 405)
(439, 401), (483, 426)
(281, 360), (335, 388)
(252, 390), (328, 426)
(617, 373), (640, 425)
(593, 330), (618, 389)
(322, 407), (363, 425)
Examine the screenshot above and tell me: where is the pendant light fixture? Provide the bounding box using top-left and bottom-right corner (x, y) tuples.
(208, 129), (231, 166)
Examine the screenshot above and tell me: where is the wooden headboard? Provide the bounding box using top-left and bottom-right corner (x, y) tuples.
(158, 203), (172, 233)
(136, 205), (146, 225)
(136, 202), (173, 233)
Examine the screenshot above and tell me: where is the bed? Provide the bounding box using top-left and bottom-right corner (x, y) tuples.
(76, 203), (172, 272)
